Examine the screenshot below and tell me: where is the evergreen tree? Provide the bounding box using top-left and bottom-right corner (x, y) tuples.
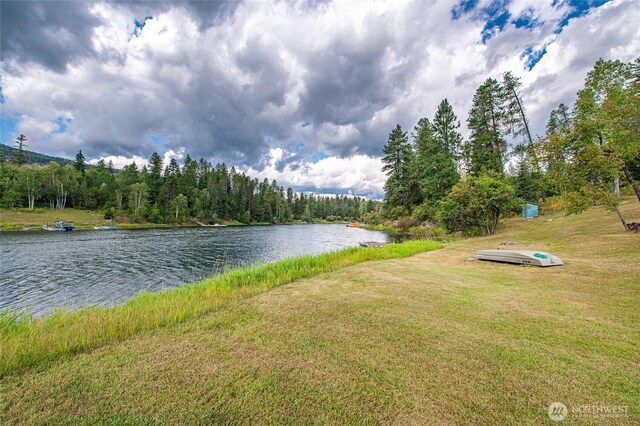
(14, 134), (28, 166)
(546, 104), (572, 135)
(500, 72), (533, 145)
(382, 124), (414, 214)
(74, 150), (86, 175)
(466, 78), (507, 175)
(432, 99), (464, 159)
(147, 151), (163, 206)
(413, 115), (459, 205)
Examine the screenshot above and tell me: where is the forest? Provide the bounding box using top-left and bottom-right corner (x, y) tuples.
(0, 147), (378, 224)
(377, 57), (639, 234)
(1, 57), (637, 230)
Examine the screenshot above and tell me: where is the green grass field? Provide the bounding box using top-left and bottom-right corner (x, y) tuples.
(0, 208), (107, 229)
(0, 201), (638, 424)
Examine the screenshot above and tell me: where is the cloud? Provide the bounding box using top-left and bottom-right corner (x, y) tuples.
(0, 1), (103, 72)
(1, 0), (638, 197)
(245, 148), (387, 199)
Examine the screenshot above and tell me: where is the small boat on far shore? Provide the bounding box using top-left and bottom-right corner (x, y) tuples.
(94, 225), (119, 230)
(346, 222), (362, 228)
(42, 220), (75, 232)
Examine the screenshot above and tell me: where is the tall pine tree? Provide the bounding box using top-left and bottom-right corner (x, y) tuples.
(14, 134), (28, 166)
(414, 113), (459, 204)
(74, 150), (86, 175)
(466, 78), (507, 175)
(147, 151), (164, 207)
(382, 124), (414, 214)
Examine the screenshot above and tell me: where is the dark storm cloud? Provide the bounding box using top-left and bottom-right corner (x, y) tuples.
(0, 1), (102, 72)
(182, 0), (242, 29)
(297, 24), (420, 159)
(300, 32), (393, 127)
(0, 1), (241, 73)
(2, 0), (637, 195)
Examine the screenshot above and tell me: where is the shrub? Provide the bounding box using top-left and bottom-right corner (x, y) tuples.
(438, 173), (522, 236)
(103, 207), (114, 220)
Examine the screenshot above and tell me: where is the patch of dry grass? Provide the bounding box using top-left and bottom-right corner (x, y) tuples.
(0, 201), (638, 424)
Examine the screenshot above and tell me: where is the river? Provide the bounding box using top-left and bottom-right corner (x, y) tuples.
(0, 224), (391, 316)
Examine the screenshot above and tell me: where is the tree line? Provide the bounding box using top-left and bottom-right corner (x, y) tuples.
(378, 57), (639, 234)
(0, 149), (379, 224)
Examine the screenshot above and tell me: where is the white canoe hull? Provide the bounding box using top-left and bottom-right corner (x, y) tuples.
(474, 250), (564, 267)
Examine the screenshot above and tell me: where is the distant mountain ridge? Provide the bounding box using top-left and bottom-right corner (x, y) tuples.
(0, 144), (75, 166)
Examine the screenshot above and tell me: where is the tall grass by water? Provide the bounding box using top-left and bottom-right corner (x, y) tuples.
(0, 239), (441, 376)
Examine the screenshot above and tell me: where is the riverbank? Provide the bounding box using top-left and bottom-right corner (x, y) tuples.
(1, 201), (638, 424)
(0, 208), (352, 230)
(362, 222), (449, 239)
(0, 239), (442, 376)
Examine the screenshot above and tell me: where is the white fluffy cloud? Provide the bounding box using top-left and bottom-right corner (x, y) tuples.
(246, 148), (386, 198)
(1, 0), (638, 196)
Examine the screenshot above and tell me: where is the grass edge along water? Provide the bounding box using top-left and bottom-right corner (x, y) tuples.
(0, 239), (441, 377)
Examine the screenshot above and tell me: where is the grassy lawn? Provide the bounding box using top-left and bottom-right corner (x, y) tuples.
(0, 208), (107, 229)
(0, 201), (638, 424)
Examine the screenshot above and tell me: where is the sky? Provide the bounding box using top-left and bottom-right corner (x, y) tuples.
(1, 0), (638, 198)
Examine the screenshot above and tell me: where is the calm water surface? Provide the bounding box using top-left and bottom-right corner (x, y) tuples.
(0, 225), (391, 316)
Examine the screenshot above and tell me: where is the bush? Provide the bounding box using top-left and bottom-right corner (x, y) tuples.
(411, 203), (437, 222)
(438, 173), (522, 236)
(146, 204), (163, 224)
(103, 207), (114, 220)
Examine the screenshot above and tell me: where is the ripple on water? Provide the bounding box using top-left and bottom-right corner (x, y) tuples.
(0, 224), (392, 316)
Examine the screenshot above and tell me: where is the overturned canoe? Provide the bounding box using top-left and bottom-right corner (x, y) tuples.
(474, 250), (564, 267)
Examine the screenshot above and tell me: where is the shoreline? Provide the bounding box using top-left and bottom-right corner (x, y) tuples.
(0, 208), (354, 231)
(0, 239), (442, 376)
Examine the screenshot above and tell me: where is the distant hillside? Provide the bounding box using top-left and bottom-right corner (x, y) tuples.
(0, 144), (75, 166)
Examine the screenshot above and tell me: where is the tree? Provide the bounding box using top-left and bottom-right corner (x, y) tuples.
(382, 124), (414, 214)
(432, 98), (464, 162)
(546, 103), (572, 136)
(18, 165), (42, 210)
(74, 150), (86, 175)
(438, 173), (522, 236)
(303, 203), (312, 223)
(413, 114), (459, 205)
(466, 79), (507, 174)
(14, 135), (27, 166)
(128, 182), (148, 216)
(541, 58), (637, 230)
(501, 72), (533, 145)
(171, 193), (189, 221)
(147, 151), (163, 207)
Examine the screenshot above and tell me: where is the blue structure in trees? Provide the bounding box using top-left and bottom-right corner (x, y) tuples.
(522, 202), (538, 218)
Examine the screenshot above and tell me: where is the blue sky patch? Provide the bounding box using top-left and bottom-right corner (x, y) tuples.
(135, 16), (153, 29)
(451, 0), (479, 20)
(54, 116), (72, 134)
(554, 0), (610, 33)
(482, 10), (510, 43)
(0, 116), (17, 145)
(451, 0), (611, 43)
(148, 133), (168, 145)
(293, 142), (305, 153)
(513, 11), (540, 29)
(132, 16), (153, 38)
(522, 45), (548, 70)
(310, 151), (329, 163)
